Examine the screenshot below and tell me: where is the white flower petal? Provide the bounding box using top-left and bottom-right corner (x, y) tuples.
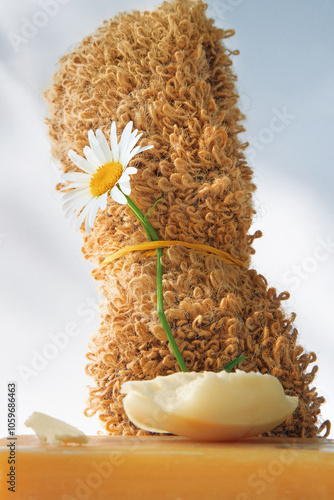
(87, 129), (96, 147)
(74, 198), (96, 232)
(98, 192), (108, 210)
(119, 173), (130, 183)
(119, 121), (134, 165)
(123, 144), (154, 168)
(125, 167), (138, 176)
(62, 172), (90, 183)
(63, 193), (89, 211)
(87, 129), (98, 150)
(126, 130), (142, 154)
(66, 204), (85, 228)
(88, 130), (107, 165)
(111, 186), (127, 204)
(62, 187), (91, 201)
(88, 198), (101, 229)
(65, 204), (86, 221)
(96, 129), (112, 163)
(137, 144), (154, 153)
(118, 180), (131, 195)
(85, 212), (91, 235)
(123, 145), (141, 168)
(64, 195), (91, 220)
(83, 146), (102, 169)
(68, 150), (95, 174)
(110, 121), (119, 162)
(62, 182), (90, 189)
(63, 193), (91, 217)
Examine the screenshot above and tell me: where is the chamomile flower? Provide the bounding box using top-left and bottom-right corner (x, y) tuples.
(62, 121), (153, 234)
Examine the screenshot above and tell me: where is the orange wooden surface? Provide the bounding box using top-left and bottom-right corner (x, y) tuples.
(0, 435), (333, 499)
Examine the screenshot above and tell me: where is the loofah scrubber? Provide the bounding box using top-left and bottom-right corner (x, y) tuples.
(45, 0), (330, 437)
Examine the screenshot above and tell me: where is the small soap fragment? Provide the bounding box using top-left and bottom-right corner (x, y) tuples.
(24, 412), (89, 445)
(121, 370), (299, 441)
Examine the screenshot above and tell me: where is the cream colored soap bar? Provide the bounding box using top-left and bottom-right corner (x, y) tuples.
(0, 435), (333, 499)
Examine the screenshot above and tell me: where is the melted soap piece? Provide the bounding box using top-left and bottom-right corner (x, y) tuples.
(121, 370), (298, 441)
(25, 411), (89, 445)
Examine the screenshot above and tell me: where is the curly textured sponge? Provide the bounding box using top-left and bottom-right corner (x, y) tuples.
(45, 0), (329, 437)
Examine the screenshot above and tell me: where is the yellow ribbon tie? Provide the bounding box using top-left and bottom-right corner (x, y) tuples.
(101, 240), (244, 267)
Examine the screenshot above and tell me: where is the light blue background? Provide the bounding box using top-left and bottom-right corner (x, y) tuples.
(0, 0), (333, 437)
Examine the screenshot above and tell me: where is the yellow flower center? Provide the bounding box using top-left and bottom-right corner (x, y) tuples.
(90, 162), (123, 197)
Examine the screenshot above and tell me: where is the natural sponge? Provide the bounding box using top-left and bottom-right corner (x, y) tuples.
(45, 0), (329, 437)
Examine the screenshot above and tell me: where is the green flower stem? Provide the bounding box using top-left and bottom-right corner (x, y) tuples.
(155, 247), (188, 372)
(122, 190), (188, 372)
(222, 356), (248, 373)
(125, 195), (159, 241)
